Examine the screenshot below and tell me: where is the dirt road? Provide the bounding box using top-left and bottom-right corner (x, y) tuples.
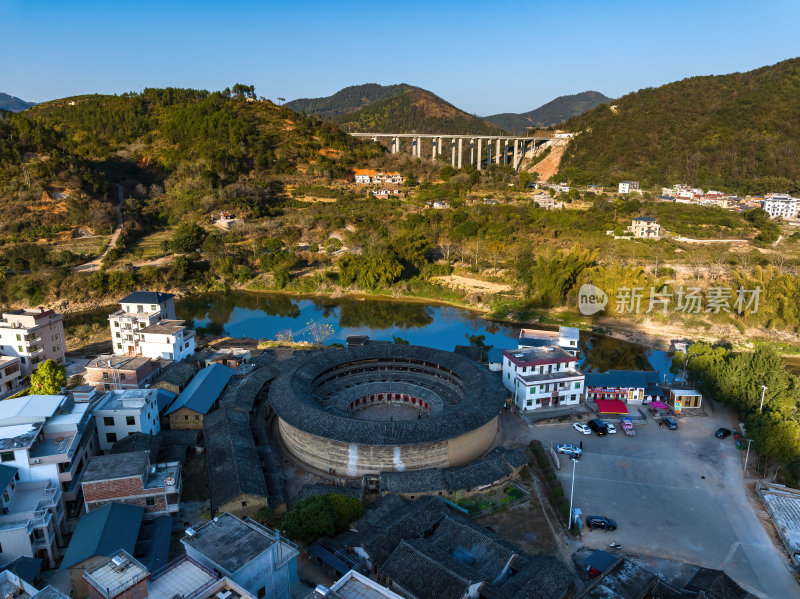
(74, 184), (124, 272)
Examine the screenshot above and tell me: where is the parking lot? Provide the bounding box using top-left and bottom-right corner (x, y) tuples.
(530, 408), (799, 598)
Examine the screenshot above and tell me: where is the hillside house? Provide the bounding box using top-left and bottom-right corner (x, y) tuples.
(109, 292), (176, 356)
(502, 347), (584, 411)
(85, 355), (158, 392)
(0, 309), (66, 377)
(763, 194), (798, 220)
(628, 216), (661, 239)
(618, 181), (640, 194)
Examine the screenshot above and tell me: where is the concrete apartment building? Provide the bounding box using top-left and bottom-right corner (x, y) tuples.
(136, 320), (196, 361)
(94, 389), (162, 451)
(0, 394), (96, 515)
(81, 452), (181, 516)
(0, 309), (66, 377)
(182, 513), (298, 599)
(82, 549), (257, 599)
(0, 356), (23, 395)
(628, 216), (661, 239)
(763, 193), (798, 220)
(85, 355), (158, 392)
(0, 464), (66, 568)
(502, 347), (584, 411)
(0, 569), (69, 599)
(618, 180), (640, 194)
(109, 292), (176, 356)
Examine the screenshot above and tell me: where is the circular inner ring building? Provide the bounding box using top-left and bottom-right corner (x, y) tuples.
(269, 345), (507, 477)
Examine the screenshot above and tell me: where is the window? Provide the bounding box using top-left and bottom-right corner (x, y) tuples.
(184, 415), (189, 420)
(145, 497), (155, 506)
(15, 335), (20, 341)
(104, 384), (110, 390)
(241, 501), (247, 508)
(115, 332), (121, 338)
(257, 588), (266, 599)
(3, 492), (8, 502)
(150, 305), (157, 311)
(105, 433), (117, 444)
(120, 374), (126, 381)
(126, 416), (136, 426)
(529, 387), (535, 394)
(20, 358), (25, 364)
(114, 322), (119, 327)
(574, 382), (581, 389)
(194, 415), (199, 420)
(103, 416), (114, 426)
(102, 372), (108, 379)
(0, 452), (14, 463)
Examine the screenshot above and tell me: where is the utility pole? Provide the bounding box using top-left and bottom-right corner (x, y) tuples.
(744, 438), (754, 472)
(568, 456), (579, 529)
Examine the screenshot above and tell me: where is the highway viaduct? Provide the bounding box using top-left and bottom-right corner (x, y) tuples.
(349, 132), (564, 171)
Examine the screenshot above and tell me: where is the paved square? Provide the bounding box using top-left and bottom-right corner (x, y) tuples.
(530, 410), (799, 598)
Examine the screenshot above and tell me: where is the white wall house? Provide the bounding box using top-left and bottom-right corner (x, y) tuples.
(137, 320), (196, 361)
(0, 395), (96, 514)
(763, 194), (798, 220)
(109, 291), (176, 356)
(0, 309), (66, 377)
(518, 327), (580, 357)
(0, 356), (23, 395)
(94, 389), (162, 451)
(618, 181), (640, 194)
(502, 348), (584, 411)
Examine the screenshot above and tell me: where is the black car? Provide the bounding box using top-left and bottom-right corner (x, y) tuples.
(588, 419), (609, 436)
(661, 417), (678, 430)
(585, 516), (617, 531)
(715, 427), (732, 439)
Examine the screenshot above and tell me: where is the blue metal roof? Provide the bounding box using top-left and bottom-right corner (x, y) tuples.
(488, 347), (504, 364)
(165, 363), (234, 416)
(0, 464), (17, 493)
(119, 291), (174, 304)
(585, 370), (662, 390)
(155, 389), (178, 413)
(60, 503), (144, 570)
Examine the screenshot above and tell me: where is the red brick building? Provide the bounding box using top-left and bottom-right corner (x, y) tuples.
(85, 355), (158, 392)
(80, 452), (181, 516)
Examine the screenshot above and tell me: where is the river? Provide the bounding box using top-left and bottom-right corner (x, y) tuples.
(171, 291), (674, 377)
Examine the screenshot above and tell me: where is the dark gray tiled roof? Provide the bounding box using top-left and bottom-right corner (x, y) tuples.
(153, 360), (196, 388)
(269, 345), (506, 445)
(683, 567), (756, 599)
(293, 484), (362, 506)
(204, 407), (268, 510)
(119, 291), (174, 304)
(381, 538), (474, 599)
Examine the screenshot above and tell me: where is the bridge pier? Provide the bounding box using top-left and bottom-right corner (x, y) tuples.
(470, 139), (474, 167)
(458, 138), (463, 169)
(496, 139), (501, 165)
(513, 139), (519, 169)
(477, 139), (482, 170)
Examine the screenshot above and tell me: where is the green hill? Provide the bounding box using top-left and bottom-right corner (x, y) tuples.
(0, 93), (37, 113)
(556, 59), (800, 194)
(483, 91), (611, 134)
(285, 83), (411, 118)
(0, 87), (381, 236)
(331, 86), (505, 134)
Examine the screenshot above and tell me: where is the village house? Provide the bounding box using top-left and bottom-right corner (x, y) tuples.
(109, 292), (176, 356)
(136, 320), (196, 361)
(80, 451), (181, 516)
(518, 326), (580, 357)
(0, 394), (96, 515)
(352, 169), (404, 185)
(84, 355), (158, 392)
(0, 309), (66, 377)
(502, 347), (584, 411)
(628, 216), (661, 239)
(585, 370), (664, 404)
(618, 181), (640, 194)
(0, 464), (65, 569)
(164, 363), (234, 430)
(763, 193), (798, 220)
(0, 356), (22, 395)
(151, 360), (197, 395)
(94, 389), (162, 451)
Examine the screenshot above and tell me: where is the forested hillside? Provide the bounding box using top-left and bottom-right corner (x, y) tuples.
(332, 86), (504, 134)
(556, 58), (800, 194)
(0, 86), (381, 239)
(285, 83), (410, 118)
(483, 91), (611, 133)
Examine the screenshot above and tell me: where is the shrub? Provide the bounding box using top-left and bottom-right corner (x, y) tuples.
(545, 472), (556, 481)
(548, 479), (562, 489)
(558, 503), (570, 520)
(550, 487), (564, 499)
(529, 439), (543, 449)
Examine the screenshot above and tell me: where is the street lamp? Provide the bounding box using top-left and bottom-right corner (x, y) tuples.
(568, 455), (580, 529)
(759, 385), (768, 413)
(744, 438), (754, 472)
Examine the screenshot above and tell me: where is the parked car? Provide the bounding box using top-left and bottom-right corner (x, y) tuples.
(588, 419), (609, 436)
(603, 422), (617, 434)
(573, 422), (592, 435)
(621, 417), (636, 436)
(556, 444), (583, 458)
(586, 516), (617, 531)
(715, 427), (732, 439)
(661, 417), (678, 430)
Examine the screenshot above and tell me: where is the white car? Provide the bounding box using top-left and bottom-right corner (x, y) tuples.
(604, 422), (617, 434)
(573, 422), (591, 435)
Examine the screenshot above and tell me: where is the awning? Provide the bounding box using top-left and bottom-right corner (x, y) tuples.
(595, 399), (628, 414)
(649, 400), (669, 410)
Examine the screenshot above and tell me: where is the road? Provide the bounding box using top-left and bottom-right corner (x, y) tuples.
(530, 407), (799, 598)
(74, 184), (124, 272)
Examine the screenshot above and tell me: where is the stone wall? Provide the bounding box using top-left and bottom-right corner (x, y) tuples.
(278, 418), (498, 478)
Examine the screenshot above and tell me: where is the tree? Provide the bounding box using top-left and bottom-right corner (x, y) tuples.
(306, 320), (334, 344)
(30, 360), (66, 395)
(282, 496), (335, 544)
(326, 494), (363, 532)
(254, 506), (272, 525)
(172, 223), (207, 253)
(393, 336), (409, 345)
(202, 234), (226, 258)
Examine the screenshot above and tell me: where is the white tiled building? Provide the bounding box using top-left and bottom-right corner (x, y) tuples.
(0, 356), (23, 395)
(137, 320), (196, 361)
(0, 309), (66, 377)
(618, 181), (640, 194)
(0, 394), (96, 513)
(94, 389), (162, 451)
(502, 347), (584, 411)
(109, 291), (176, 356)
(763, 194), (798, 220)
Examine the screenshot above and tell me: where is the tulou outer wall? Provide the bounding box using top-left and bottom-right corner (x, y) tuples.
(278, 416), (498, 478)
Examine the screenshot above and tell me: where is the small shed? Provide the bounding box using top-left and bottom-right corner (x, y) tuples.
(668, 388), (702, 411)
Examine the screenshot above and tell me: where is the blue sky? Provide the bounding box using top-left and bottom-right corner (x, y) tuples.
(2, 0), (798, 114)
